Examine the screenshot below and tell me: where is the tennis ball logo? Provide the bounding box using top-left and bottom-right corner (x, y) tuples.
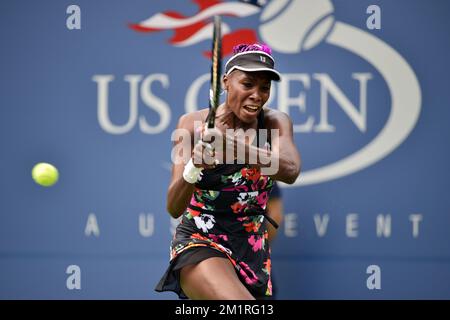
(32, 163), (59, 187)
(259, 0), (335, 53)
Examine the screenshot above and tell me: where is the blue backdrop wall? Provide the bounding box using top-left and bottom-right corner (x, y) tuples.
(1, 0), (450, 299)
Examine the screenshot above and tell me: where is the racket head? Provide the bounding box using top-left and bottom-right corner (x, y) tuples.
(206, 15), (222, 129)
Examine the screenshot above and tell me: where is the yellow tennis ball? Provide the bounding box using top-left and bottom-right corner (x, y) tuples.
(32, 162), (59, 187)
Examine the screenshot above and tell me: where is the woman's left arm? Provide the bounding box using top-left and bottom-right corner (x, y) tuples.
(251, 110), (301, 184)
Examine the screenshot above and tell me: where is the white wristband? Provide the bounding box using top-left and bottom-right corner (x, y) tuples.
(183, 158), (204, 184)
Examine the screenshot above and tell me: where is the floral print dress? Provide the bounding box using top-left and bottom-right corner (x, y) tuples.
(156, 111), (276, 298)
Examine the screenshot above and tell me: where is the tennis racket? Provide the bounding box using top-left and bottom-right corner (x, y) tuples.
(205, 15), (222, 129)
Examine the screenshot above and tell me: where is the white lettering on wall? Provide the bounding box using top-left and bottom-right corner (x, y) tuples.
(346, 213), (359, 237)
(284, 213), (298, 237)
(376, 214), (391, 238)
(93, 74), (171, 134)
(313, 214), (329, 237)
(139, 213), (155, 237)
(85, 213), (100, 237)
(409, 214), (423, 238)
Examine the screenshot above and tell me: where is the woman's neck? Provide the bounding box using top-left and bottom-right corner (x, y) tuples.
(215, 103), (257, 131)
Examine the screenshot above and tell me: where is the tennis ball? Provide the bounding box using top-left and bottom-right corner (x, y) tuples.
(32, 162), (59, 187)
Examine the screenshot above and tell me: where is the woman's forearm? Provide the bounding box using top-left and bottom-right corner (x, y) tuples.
(166, 178), (195, 218)
(248, 144), (301, 184)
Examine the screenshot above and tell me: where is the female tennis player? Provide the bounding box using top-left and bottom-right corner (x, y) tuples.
(155, 43), (301, 300)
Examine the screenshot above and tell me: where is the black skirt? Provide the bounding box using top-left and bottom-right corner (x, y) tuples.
(155, 246), (227, 299)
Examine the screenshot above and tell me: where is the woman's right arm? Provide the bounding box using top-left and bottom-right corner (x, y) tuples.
(166, 113), (197, 218)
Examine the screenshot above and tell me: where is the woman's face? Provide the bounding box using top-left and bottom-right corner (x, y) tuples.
(223, 70), (272, 124)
